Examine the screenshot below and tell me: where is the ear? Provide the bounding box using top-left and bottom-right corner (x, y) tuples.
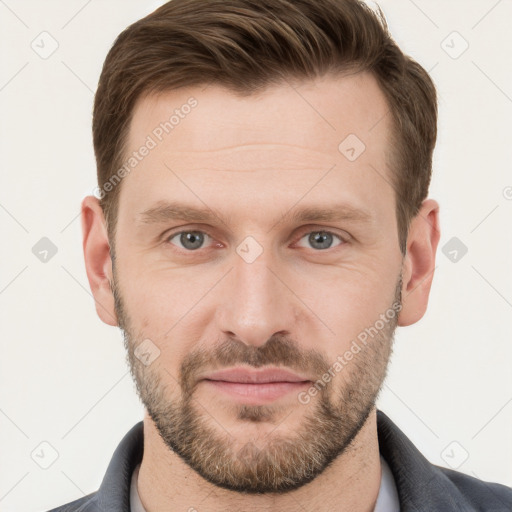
(398, 198), (440, 327)
(81, 195), (118, 326)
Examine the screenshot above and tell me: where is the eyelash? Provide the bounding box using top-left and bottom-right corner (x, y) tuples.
(163, 228), (349, 253)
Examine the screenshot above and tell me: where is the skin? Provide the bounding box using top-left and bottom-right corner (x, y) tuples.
(82, 71), (440, 511)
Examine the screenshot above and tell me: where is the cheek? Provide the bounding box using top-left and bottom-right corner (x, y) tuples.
(119, 268), (218, 357)
(295, 261), (399, 344)
(116, 233), (400, 363)
(121, 263), (200, 312)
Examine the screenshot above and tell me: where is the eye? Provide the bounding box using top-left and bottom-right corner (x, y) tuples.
(164, 228), (347, 253)
(166, 230), (212, 251)
(296, 230), (346, 250)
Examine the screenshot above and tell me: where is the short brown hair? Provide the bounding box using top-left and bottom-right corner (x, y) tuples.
(93, 0), (437, 254)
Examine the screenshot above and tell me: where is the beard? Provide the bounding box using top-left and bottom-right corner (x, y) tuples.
(112, 265), (401, 495)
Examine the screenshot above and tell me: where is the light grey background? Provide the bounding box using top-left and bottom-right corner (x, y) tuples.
(1, 1), (511, 510)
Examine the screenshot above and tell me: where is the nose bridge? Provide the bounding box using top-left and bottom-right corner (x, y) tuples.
(216, 239), (294, 346)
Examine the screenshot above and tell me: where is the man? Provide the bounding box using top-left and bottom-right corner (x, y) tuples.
(47, 0), (512, 510)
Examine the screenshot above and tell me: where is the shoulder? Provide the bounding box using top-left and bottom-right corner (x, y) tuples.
(42, 421), (144, 512)
(43, 492), (99, 512)
(376, 409), (512, 511)
(436, 464), (512, 509)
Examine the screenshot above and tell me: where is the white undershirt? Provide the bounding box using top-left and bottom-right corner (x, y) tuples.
(130, 455), (400, 511)
(374, 455), (401, 512)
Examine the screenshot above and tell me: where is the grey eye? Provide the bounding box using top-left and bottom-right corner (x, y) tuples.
(297, 231), (343, 250)
(169, 231), (208, 250)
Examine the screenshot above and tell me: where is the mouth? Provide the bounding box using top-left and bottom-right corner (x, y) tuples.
(200, 367), (312, 405)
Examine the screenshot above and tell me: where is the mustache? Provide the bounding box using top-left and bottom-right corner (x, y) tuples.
(179, 334), (330, 396)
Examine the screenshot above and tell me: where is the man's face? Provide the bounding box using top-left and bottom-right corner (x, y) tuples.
(111, 72), (404, 493)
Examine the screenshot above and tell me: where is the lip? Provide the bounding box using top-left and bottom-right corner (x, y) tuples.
(201, 367), (312, 384)
(200, 367), (312, 405)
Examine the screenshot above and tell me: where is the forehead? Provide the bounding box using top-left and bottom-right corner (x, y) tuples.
(127, 71), (391, 161)
(119, 71), (395, 224)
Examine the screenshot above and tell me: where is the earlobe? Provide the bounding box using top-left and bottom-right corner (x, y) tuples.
(398, 198), (440, 327)
(81, 195), (118, 326)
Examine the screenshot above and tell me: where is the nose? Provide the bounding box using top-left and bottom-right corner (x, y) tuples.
(215, 245), (298, 348)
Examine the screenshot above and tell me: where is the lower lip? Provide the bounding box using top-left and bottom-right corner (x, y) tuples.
(202, 380), (311, 404)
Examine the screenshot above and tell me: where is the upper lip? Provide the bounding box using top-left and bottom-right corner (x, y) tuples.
(201, 367), (312, 384)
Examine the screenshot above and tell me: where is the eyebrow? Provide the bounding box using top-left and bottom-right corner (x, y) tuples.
(288, 205), (373, 224)
(138, 201), (219, 225)
(137, 200), (373, 227)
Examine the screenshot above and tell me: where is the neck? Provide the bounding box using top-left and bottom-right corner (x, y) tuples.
(137, 407), (382, 512)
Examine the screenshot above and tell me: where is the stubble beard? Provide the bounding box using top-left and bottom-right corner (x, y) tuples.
(112, 265), (401, 494)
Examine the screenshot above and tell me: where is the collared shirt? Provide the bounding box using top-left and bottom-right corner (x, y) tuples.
(45, 410), (512, 511)
(129, 454), (400, 512)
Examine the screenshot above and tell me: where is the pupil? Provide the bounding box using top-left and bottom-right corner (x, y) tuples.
(181, 232), (203, 250)
(310, 231), (332, 250)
